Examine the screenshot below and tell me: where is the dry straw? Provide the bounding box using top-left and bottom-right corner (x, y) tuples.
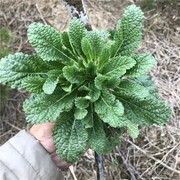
(0, 0), (179, 179)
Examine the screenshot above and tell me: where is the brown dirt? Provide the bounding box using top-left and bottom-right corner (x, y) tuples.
(0, 0), (180, 179)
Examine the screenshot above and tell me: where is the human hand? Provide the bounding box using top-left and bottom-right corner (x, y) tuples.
(29, 122), (70, 170)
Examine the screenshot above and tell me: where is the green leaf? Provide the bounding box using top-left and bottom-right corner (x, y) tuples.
(81, 109), (94, 128)
(98, 46), (110, 70)
(23, 91), (76, 123)
(102, 56), (136, 78)
(82, 31), (103, 61)
(107, 29), (116, 40)
(95, 91), (125, 127)
(28, 22), (70, 62)
(62, 84), (72, 93)
(74, 108), (88, 120)
(131, 75), (158, 97)
(126, 121), (139, 138)
(42, 70), (61, 94)
(116, 80), (150, 99)
(63, 65), (84, 84)
(22, 76), (45, 93)
(68, 18), (86, 56)
(118, 96), (171, 126)
(47, 69), (62, 77)
(43, 76), (59, 94)
(126, 53), (156, 77)
(78, 85), (90, 92)
(110, 27), (123, 57)
(0, 53), (49, 89)
(88, 120), (107, 154)
(85, 61), (97, 79)
(61, 31), (82, 63)
(61, 32), (73, 50)
(90, 125), (122, 154)
(95, 74), (120, 90)
(103, 126), (121, 153)
(110, 5), (144, 56)
(74, 97), (90, 120)
(81, 37), (93, 61)
(94, 74), (106, 90)
(53, 113), (88, 163)
(95, 30), (111, 41)
(88, 85), (101, 102)
(75, 97), (89, 109)
(47, 60), (65, 71)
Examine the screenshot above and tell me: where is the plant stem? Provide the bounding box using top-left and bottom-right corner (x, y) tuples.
(95, 152), (105, 180)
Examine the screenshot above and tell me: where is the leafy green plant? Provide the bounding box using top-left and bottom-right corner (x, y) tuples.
(0, 27), (14, 58)
(0, 27), (14, 108)
(0, 5), (170, 163)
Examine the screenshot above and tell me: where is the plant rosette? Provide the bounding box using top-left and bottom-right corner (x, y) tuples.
(0, 5), (170, 163)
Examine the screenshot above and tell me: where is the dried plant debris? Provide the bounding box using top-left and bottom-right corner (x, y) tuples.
(0, 0), (179, 179)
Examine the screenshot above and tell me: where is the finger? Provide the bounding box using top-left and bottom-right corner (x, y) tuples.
(51, 152), (71, 171)
(30, 122), (56, 153)
(30, 122), (55, 139)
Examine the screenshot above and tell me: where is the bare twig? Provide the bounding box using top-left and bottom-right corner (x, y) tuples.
(69, 165), (77, 180)
(127, 139), (180, 175)
(35, 3), (47, 25)
(116, 146), (145, 180)
(62, 0), (92, 30)
(3, 120), (22, 131)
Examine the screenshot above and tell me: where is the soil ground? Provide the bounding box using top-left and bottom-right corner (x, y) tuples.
(0, 0), (180, 179)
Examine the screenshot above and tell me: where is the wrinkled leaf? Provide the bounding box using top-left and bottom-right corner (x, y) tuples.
(126, 53), (156, 77)
(53, 113), (88, 163)
(23, 91), (76, 123)
(28, 22), (70, 62)
(0, 53), (49, 89)
(95, 91), (125, 127)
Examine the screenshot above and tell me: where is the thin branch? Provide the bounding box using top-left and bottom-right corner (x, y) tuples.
(35, 3), (47, 25)
(69, 165), (77, 180)
(116, 146), (145, 180)
(62, 0), (92, 30)
(127, 139), (180, 175)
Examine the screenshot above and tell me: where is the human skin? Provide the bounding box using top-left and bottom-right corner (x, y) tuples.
(29, 122), (70, 171)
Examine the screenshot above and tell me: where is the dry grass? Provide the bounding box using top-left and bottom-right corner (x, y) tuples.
(0, 0), (180, 179)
